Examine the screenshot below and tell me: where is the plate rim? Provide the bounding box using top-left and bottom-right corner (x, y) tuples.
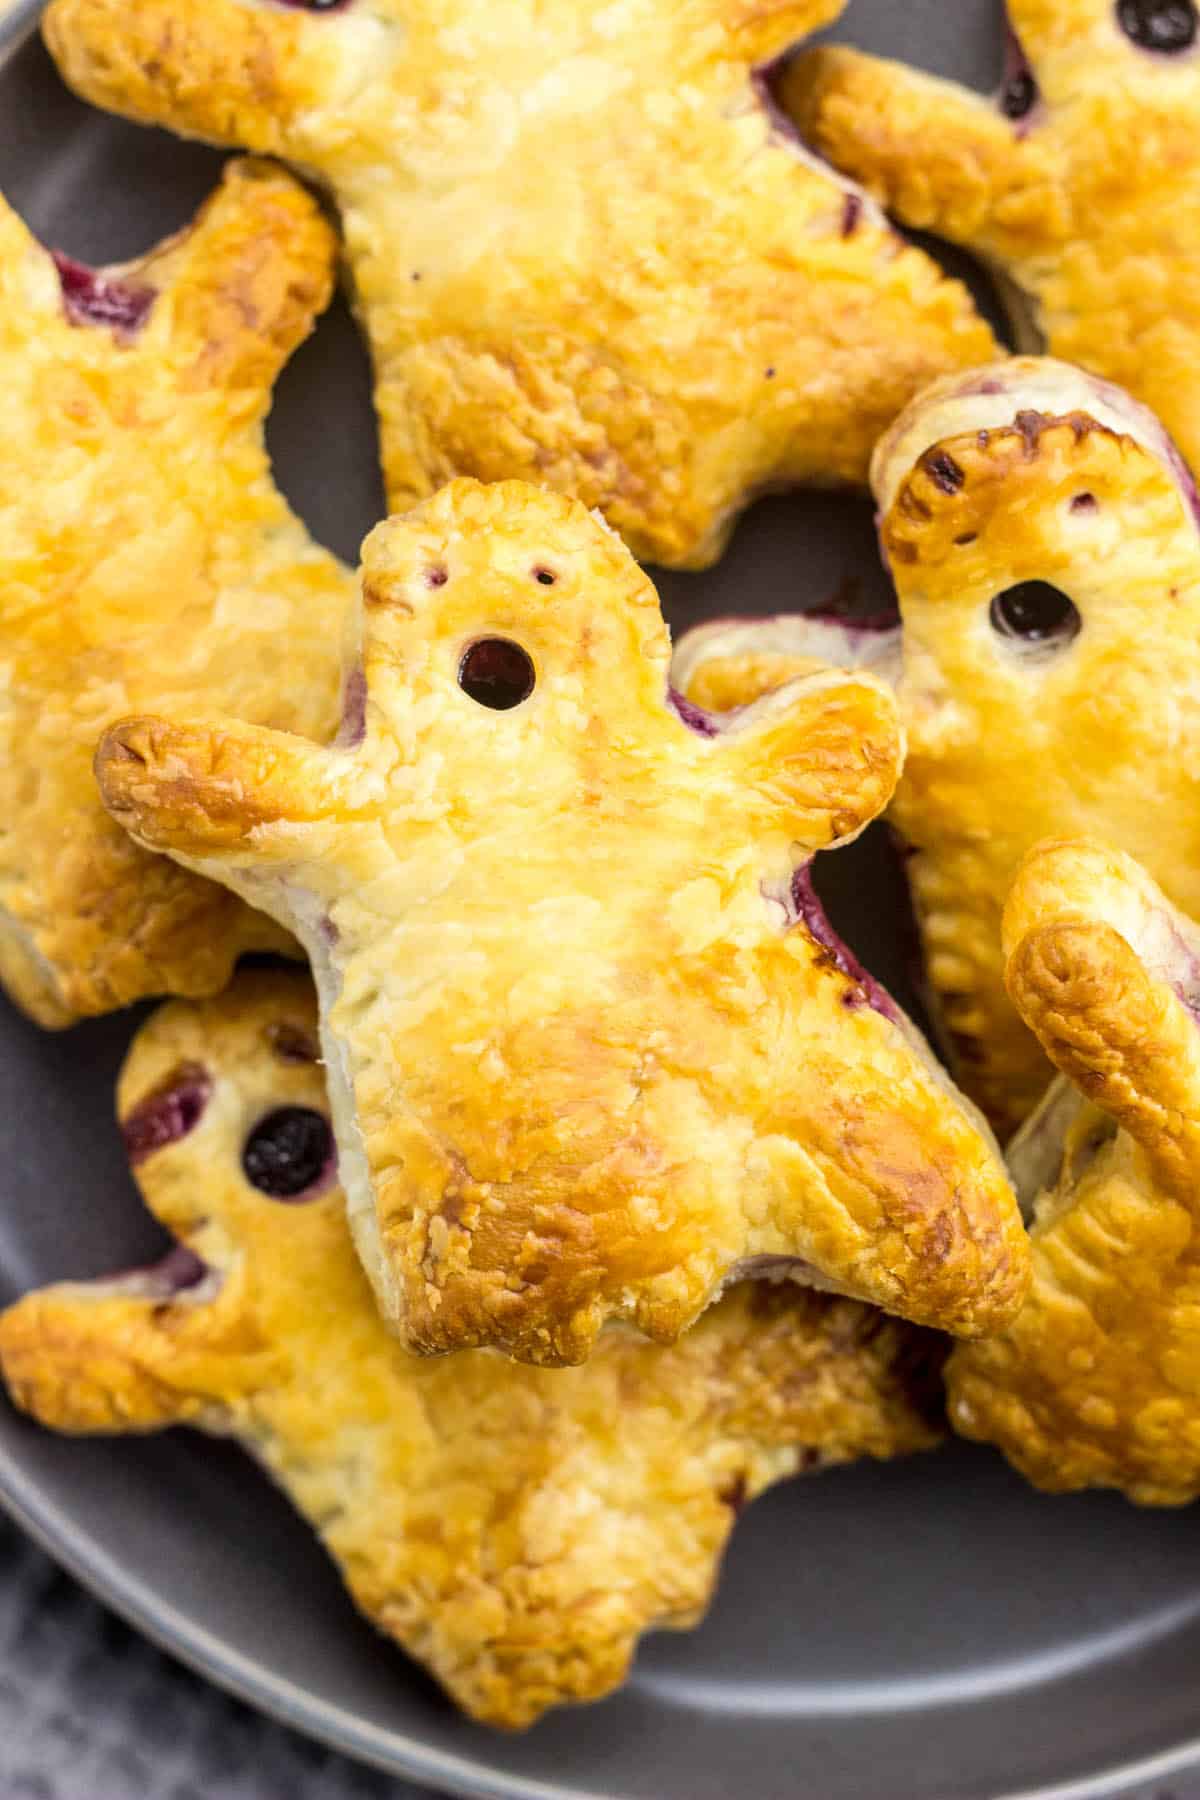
(0, 1438), (1198, 1800)
(0, 2), (44, 62)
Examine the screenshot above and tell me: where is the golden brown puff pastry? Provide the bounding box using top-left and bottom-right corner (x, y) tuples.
(40, 0), (996, 571)
(0, 969), (946, 1727)
(781, 0), (1200, 478)
(93, 477), (1027, 1365)
(0, 158), (355, 1028)
(945, 838), (1200, 1505)
(673, 355), (1200, 1136)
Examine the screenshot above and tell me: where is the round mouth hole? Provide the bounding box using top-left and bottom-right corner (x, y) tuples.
(989, 581), (1082, 648)
(1116, 0), (1197, 51)
(242, 1108), (335, 1200)
(458, 638), (536, 710)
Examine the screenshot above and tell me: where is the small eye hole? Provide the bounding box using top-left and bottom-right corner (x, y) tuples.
(458, 638), (536, 710)
(1000, 69), (1037, 117)
(989, 581), (1082, 648)
(242, 1108), (335, 1200)
(533, 566), (557, 586)
(1117, 0), (1197, 51)
(121, 1063), (212, 1167)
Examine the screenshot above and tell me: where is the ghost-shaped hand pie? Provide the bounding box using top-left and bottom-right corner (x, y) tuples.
(94, 478), (1026, 1364)
(41, 0), (995, 570)
(0, 158), (354, 1028)
(945, 838), (1200, 1505)
(782, 0), (1200, 477)
(673, 356), (1200, 1136)
(0, 969), (946, 1726)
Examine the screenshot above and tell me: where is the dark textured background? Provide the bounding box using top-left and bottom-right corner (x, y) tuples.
(0, 1517), (435, 1800)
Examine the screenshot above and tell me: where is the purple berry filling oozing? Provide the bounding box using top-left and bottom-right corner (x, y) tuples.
(789, 866), (900, 1021)
(337, 667), (367, 747)
(802, 578), (901, 638)
(668, 689), (720, 737)
(144, 1244), (210, 1295)
(802, 607), (901, 640)
(1157, 912), (1200, 1022)
(53, 254), (155, 338)
(121, 1063), (213, 1167)
(93, 1242), (212, 1302)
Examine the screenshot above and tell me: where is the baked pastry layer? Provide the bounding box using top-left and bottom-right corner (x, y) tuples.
(0, 970), (945, 1726)
(42, 0), (995, 567)
(674, 356), (1200, 1134)
(0, 158), (355, 1025)
(95, 477), (1026, 1363)
(948, 838), (1200, 1505)
(782, 0), (1200, 481)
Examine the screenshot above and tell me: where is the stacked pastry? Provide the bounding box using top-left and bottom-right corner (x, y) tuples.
(0, 0), (1196, 1731)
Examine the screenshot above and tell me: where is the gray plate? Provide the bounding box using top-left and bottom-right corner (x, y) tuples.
(3, 5), (1200, 1798)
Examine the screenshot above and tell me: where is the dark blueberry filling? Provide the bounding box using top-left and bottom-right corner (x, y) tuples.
(998, 27), (1038, 120)
(750, 57), (810, 151)
(789, 867), (900, 1022)
(458, 638), (536, 710)
(1117, 0), (1197, 51)
(121, 1063), (213, 1167)
(989, 581), (1081, 647)
(668, 689), (720, 737)
(102, 1243), (210, 1298)
(53, 254), (155, 338)
(841, 194), (863, 238)
(1000, 68), (1037, 118)
(151, 1245), (210, 1294)
(804, 604), (901, 636)
(533, 566), (558, 586)
(1070, 492), (1098, 512)
(337, 667), (367, 746)
(242, 1107), (335, 1199)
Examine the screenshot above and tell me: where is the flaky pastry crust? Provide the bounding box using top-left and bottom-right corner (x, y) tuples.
(673, 357), (1200, 1134)
(41, 0), (995, 568)
(0, 158), (355, 1027)
(781, 0), (1200, 478)
(947, 839), (1200, 1505)
(0, 971), (945, 1726)
(94, 478), (1026, 1363)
